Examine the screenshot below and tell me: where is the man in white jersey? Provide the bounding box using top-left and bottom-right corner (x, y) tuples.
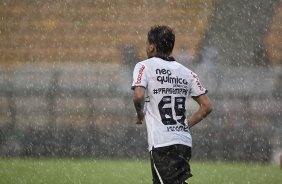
(132, 25), (212, 184)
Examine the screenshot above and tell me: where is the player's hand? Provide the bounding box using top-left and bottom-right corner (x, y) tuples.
(136, 120), (142, 124)
(136, 112), (144, 125)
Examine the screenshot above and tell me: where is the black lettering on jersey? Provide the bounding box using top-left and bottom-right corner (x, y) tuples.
(156, 69), (171, 75)
(155, 68), (188, 85)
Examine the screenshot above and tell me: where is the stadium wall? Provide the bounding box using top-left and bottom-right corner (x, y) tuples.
(0, 63), (281, 162)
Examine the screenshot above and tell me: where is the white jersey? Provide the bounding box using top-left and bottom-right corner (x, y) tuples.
(132, 56), (207, 151)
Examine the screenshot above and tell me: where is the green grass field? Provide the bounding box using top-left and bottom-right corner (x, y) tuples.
(0, 158), (281, 184)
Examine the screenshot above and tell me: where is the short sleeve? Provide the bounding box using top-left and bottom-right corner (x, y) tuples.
(131, 62), (147, 90)
(189, 72), (208, 97)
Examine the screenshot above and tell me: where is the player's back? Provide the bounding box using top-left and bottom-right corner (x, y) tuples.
(139, 56), (195, 150)
(141, 57), (191, 100)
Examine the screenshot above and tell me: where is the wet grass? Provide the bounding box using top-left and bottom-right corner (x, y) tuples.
(189, 161), (282, 184)
(0, 158), (281, 184)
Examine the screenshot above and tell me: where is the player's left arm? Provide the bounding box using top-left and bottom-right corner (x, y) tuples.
(188, 94), (212, 129)
(133, 86), (145, 124)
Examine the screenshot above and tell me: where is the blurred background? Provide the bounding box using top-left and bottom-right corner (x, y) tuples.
(0, 0), (281, 164)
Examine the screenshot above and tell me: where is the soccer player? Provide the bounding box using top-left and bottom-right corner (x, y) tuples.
(131, 25), (212, 184)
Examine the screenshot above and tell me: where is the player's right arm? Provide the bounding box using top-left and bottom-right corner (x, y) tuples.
(187, 72), (212, 128)
(188, 94), (212, 128)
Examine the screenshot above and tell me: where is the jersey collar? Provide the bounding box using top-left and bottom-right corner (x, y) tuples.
(150, 55), (176, 62)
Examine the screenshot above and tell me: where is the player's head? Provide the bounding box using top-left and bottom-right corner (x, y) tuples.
(146, 25), (175, 58)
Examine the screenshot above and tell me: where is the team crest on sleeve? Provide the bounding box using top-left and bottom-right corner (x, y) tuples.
(135, 65), (145, 84)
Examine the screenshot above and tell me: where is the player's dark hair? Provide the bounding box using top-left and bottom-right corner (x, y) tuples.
(147, 25), (175, 56)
